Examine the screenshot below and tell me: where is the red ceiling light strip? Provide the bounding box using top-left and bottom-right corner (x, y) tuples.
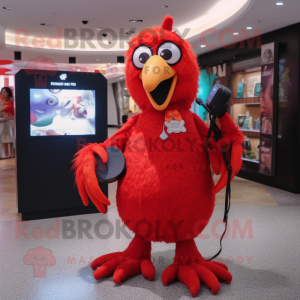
(0, 68), (12, 75)
(0, 60), (13, 66)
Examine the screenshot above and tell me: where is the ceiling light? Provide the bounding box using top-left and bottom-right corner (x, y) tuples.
(125, 31), (135, 35)
(162, 5), (168, 8)
(201, 45), (206, 48)
(233, 32), (238, 35)
(276, 2), (284, 5)
(129, 20), (143, 23)
(3, 6), (13, 10)
(97, 28), (101, 31)
(40, 23), (54, 27)
(246, 27), (252, 30)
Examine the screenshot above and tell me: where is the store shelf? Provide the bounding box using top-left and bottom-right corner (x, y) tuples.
(242, 157), (259, 164)
(239, 129), (260, 138)
(239, 129), (260, 132)
(230, 97), (260, 105)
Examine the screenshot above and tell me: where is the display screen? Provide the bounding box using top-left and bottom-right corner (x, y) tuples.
(30, 89), (96, 136)
(206, 84), (219, 105)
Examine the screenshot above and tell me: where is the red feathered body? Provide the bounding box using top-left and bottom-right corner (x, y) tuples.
(115, 110), (214, 243)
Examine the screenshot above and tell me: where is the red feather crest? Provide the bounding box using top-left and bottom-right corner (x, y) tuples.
(161, 15), (173, 31)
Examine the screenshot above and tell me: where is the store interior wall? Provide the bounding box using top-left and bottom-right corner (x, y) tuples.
(107, 82), (118, 126)
(198, 22), (300, 193)
(0, 24), (4, 49)
(112, 80), (126, 125)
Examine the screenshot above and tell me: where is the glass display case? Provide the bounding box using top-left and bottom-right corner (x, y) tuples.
(229, 69), (261, 165)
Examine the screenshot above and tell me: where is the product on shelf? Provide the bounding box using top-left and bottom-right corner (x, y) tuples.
(238, 114), (246, 128)
(248, 111), (253, 130)
(253, 118), (260, 130)
(237, 78), (246, 98)
(242, 111), (253, 130)
(254, 82), (261, 97)
(243, 118), (249, 129)
(242, 136), (251, 158)
(246, 151), (256, 159)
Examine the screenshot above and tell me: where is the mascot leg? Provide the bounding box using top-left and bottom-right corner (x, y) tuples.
(91, 235), (155, 283)
(161, 240), (232, 297)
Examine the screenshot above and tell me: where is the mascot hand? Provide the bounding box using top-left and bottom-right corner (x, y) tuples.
(72, 143), (110, 214)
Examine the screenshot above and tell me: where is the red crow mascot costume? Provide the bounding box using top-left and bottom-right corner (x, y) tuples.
(73, 16), (244, 297)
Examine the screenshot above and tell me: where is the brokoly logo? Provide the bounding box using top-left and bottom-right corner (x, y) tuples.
(23, 246), (56, 277)
(60, 73), (67, 80)
(24, 56), (57, 88)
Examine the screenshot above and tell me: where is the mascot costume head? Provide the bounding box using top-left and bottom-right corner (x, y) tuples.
(73, 16), (244, 297)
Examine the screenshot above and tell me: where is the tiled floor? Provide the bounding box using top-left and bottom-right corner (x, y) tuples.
(0, 158), (19, 221)
(0, 156), (278, 222)
(214, 175), (278, 206)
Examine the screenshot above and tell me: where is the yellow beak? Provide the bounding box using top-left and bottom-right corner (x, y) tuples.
(139, 55), (177, 111)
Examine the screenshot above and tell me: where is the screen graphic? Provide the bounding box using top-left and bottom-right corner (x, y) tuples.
(30, 89), (96, 136)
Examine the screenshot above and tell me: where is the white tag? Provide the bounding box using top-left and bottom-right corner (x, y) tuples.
(160, 118), (187, 140)
(160, 130), (168, 140)
(165, 119), (187, 134)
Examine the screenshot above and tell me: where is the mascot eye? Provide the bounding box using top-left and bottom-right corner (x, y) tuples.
(160, 49), (172, 60)
(132, 45), (153, 69)
(157, 42), (182, 65)
(47, 97), (58, 106)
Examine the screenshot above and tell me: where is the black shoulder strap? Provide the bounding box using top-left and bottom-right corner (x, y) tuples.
(207, 145), (232, 261)
(204, 115), (216, 150)
(204, 115), (222, 150)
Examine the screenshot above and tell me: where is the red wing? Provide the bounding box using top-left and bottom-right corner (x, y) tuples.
(193, 113), (244, 194)
(72, 143), (110, 213)
(71, 114), (140, 213)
